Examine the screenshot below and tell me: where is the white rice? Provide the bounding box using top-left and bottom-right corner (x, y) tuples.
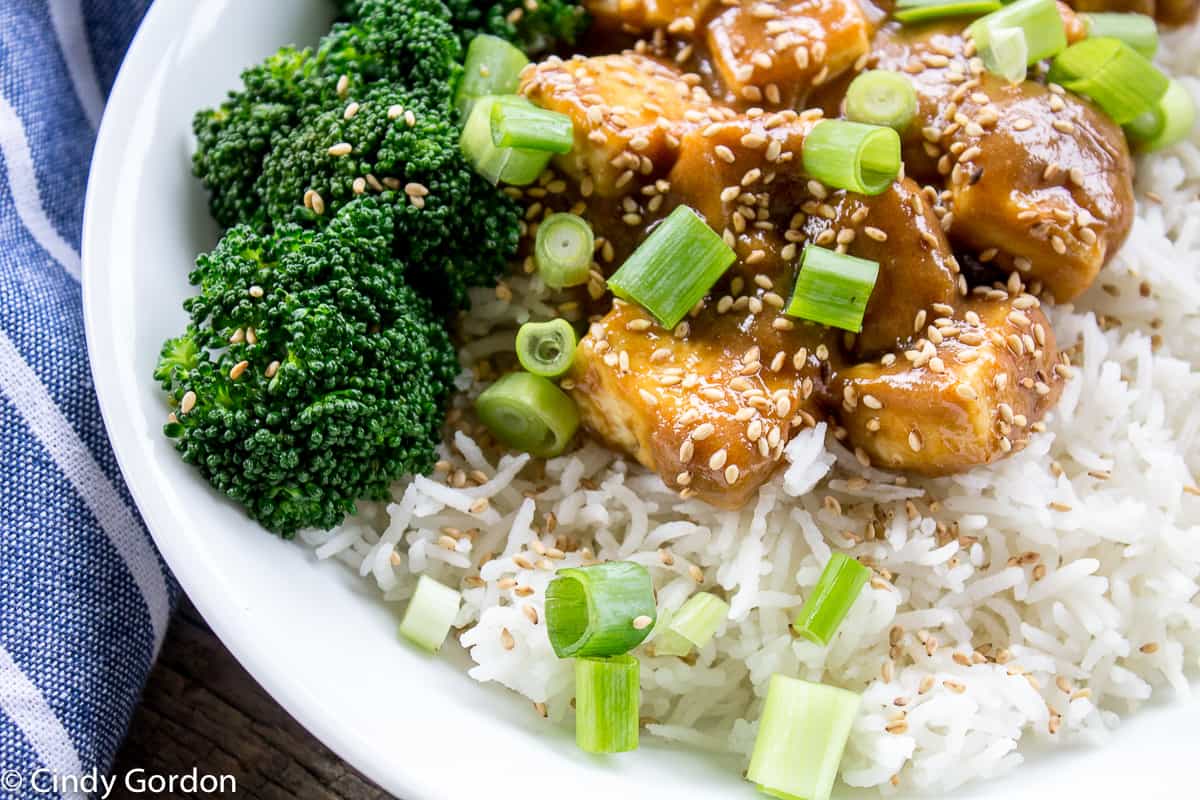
(303, 27), (1200, 794)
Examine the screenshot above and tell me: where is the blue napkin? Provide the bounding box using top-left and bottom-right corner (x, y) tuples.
(0, 1), (178, 794)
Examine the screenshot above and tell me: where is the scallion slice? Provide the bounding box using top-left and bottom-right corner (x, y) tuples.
(786, 246), (880, 333)
(545, 562), (656, 658)
(893, 0), (1001, 24)
(747, 676), (862, 800)
(651, 592), (730, 657)
(968, 0), (1067, 66)
(516, 319), (577, 378)
(1048, 38), (1169, 125)
(460, 96), (553, 186)
(575, 655), (640, 754)
(398, 575), (461, 653)
(456, 35), (530, 118)
(978, 26), (1029, 83)
(535, 213), (594, 288)
(490, 95), (574, 153)
(1125, 79), (1196, 151)
(1082, 12), (1158, 58)
(844, 71), (918, 131)
(791, 553), (871, 646)
(606, 205), (736, 329)
(475, 371), (579, 457)
(801, 120), (900, 196)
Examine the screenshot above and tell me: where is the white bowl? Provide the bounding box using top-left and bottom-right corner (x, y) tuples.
(82, 1), (1199, 797)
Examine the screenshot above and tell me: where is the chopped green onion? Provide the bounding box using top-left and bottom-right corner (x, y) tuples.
(791, 553), (871, 646)
(607, 205), (736, 330)
(747, 676), (862, 800)
(844, 71), (918, 131)
(516, 319), (577, 378)
(801, 120), (900, 196)
(535, 213), (594, 288)
(1125, 79), (1196, 151)
(1082, 12), (1158, 58)
(651, 592), (730, 657)
(978, 26), (1029, 83)
(968, 0), (1067, 66)
(1048, 38), (1169, 125)
(398, 575), (461, 653)
(475, 371), (579, 457)
(456, 35), (529, 118)
(490, 95), (574, 153)
(786, 246), (880, 333)
(460, 96), (553, 185)
(575, 655), (640, 754)
(893, 0), (1001, 24)
(545, 562), (656, 658)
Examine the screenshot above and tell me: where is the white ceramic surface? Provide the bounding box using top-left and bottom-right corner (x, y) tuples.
(81, 1), (1198, 797)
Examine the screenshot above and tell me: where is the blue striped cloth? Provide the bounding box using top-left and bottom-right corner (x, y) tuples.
(0, 1), (177, 795)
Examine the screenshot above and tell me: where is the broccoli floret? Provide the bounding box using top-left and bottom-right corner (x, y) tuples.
(157, 209), (459, 536)
(258, 85), (520, 307)
(193, 1), (463, 229)
(339, 0), (589, 54)
(441, 0), (589, 53)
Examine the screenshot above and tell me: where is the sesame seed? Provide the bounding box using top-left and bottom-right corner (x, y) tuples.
(692, 424), (715, 441)
(632, 615), (653, 630)
(180, 391), (196, 414)
(724, 464), (740, 484)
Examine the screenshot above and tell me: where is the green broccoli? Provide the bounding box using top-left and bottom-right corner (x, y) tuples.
(339, 0), (589, 54)
(193, 0), (463, 229)
(156, 208), (459, 536)
(441, 0), (590, 53)
(258, 85), (520, 307)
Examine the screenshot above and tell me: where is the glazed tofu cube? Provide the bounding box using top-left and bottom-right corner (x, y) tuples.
(584, 0), (717, 32)
(569, 300), (829, 508)
(520, 54), (715, 197)
(705, 0), (872, 106)
(833, 297), (1065, 475)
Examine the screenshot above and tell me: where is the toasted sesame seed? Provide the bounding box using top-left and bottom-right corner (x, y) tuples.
(328, 142), (353, 157)
(632, 615), (653, 630)
(229, 361), (249, 380)
(691, 422), (715, 441)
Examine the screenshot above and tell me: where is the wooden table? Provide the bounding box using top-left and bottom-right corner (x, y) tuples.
(112, 601), (390, 799)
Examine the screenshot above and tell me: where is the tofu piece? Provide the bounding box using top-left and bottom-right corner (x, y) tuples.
(667, 109), (816, 245)
(799, 178), (961, 356)
(520, 54), (715, 197)
(569, 299), (831, 508)
(668, 115), (959, 356)
(705, 0), (872, 106)
(833, 296), (1065, 475)
(584, 0), (717, 32)
(869, 22), (1134, 302)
